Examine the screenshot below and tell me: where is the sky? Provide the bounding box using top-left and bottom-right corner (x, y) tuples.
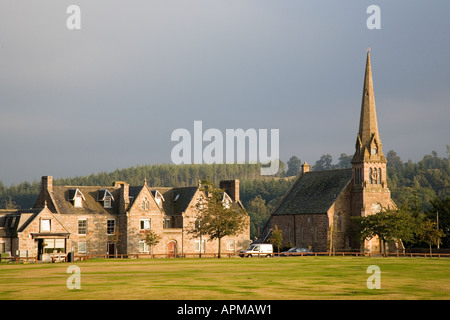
(0, 1), (449, 185)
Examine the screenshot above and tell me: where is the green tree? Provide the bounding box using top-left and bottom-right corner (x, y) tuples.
(286, 156), (302, 177)
(416, 219), (444, 257)
(426, 196), (450, 247)
(352, 207), (416, 255)
(268, 225), (283, 254)
(188, 179), (249, 258)
(313, 154), (333, 171)
(143, 229), (161, 254)
(246, 195), (270, 239)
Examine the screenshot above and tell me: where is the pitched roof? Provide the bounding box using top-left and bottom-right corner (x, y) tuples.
(50, 186), (121, 214)
(271, 169), (352, 215)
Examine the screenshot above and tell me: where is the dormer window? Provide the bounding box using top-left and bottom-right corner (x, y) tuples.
(151, 190), (165, 207)
(222, 193), (232, 209)
(97, 189), (114, 208)
(68, 189), (85, 208)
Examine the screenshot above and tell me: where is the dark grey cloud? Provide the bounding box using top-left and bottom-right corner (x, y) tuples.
(1, 1), (449, 185)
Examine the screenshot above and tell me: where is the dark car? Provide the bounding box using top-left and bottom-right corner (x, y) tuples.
(279, 247), (313, 256)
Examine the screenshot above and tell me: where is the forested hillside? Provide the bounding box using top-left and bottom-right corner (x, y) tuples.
(1, 148), (449, 240)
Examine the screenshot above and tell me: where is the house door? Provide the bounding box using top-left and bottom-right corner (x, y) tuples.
(168, 241), (176, 258)
(37, 239), (44, 260)
(107, 242), (115, 258)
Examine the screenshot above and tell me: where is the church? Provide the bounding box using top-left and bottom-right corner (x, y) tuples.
(260, 50), (400, 254)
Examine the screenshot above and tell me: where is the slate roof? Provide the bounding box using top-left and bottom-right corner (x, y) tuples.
(50, 186), (122, 215)
(0, 208), (44, 236)
(271, 169), (353, 215)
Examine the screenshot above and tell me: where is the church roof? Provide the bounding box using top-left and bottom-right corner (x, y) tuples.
(271, 169), (352, 215)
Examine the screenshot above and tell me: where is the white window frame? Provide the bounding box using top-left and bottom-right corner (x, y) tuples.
(74, 196), (83, 208)
(194, 239), (206, 252)
(41, 219), (51, 232)
(78, 219), (87, 235)
(104, 197), (112, 208)
(139, 240), (149, 253)
(78, 241), (87, 253)
(140, 219), (151, 230)
(227, 240), (235, 251)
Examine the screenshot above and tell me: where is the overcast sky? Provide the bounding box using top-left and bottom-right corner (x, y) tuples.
(0, 1), (449, 185)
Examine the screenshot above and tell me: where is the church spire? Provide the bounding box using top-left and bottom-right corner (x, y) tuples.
(353, 49), (385, 163)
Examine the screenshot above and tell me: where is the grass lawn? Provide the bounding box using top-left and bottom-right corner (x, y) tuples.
(0, 256), (449, 300)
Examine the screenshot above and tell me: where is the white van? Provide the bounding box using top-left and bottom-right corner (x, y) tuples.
(239, 243), (273, 257)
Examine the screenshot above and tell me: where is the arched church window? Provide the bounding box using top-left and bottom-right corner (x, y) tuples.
(336, 213), (342, 232)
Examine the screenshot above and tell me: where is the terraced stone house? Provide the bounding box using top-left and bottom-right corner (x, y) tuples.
(0, 178), (250, 259)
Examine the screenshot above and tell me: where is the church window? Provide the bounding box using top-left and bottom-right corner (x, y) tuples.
(378, 168), (382, 184)
(336, 213), (342, 232)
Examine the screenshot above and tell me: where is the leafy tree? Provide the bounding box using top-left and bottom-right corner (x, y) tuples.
(188, 179), (248, 258)
(143, 229), (161, 254)
(416, 219), (445, 256)
(313, 154), (333, 171)
(352, 207), (417, 255)
(286, 156), (302, 176)
(426, 196), (450, 247)
(246, 195), (270, 239)
(336, 153), (352, 169)
(268, 225), (283, 254)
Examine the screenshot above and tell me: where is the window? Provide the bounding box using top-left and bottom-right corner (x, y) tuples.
(378, 168), (382, 184)
(164, 218), (171, 229)
(97, 189), (114, 208)
(74, 196), (82, 207)
(43, 238), (65, 253)
(140, 219), (151, 230)
(78, 219), (87, 235)
(151, 190), (165, 207)
(142, 197), (150, 210)
(78, 242), (86, 253)
(227, 240), (235, 251)
(104, 197), (112, 208)
(9, 216), (17, 228)
(194, 240), (206, 252)
(107, 220), (115, 235)
(41, 219), (51, 232)
(68, 189), (85, 208)
(139, 241), (149, 253)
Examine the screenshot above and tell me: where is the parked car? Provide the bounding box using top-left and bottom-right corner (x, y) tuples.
(239, 244), (273, 257)
(279, 247), (313, 256)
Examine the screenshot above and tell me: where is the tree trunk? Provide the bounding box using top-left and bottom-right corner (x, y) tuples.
(218, 238), (222, 258)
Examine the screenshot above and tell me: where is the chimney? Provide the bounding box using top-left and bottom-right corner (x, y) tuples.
(115, 181), (130, 214)
(301, 162), (310, 175)
(219, 180), (240, 202)
(42, 176), (53, 192)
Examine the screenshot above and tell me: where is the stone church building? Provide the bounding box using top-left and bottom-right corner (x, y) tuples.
(0, 178), (250, 259)
(261, 51), (399, 254)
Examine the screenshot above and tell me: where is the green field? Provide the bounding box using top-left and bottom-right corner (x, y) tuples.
(1, 256), (449, 300)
